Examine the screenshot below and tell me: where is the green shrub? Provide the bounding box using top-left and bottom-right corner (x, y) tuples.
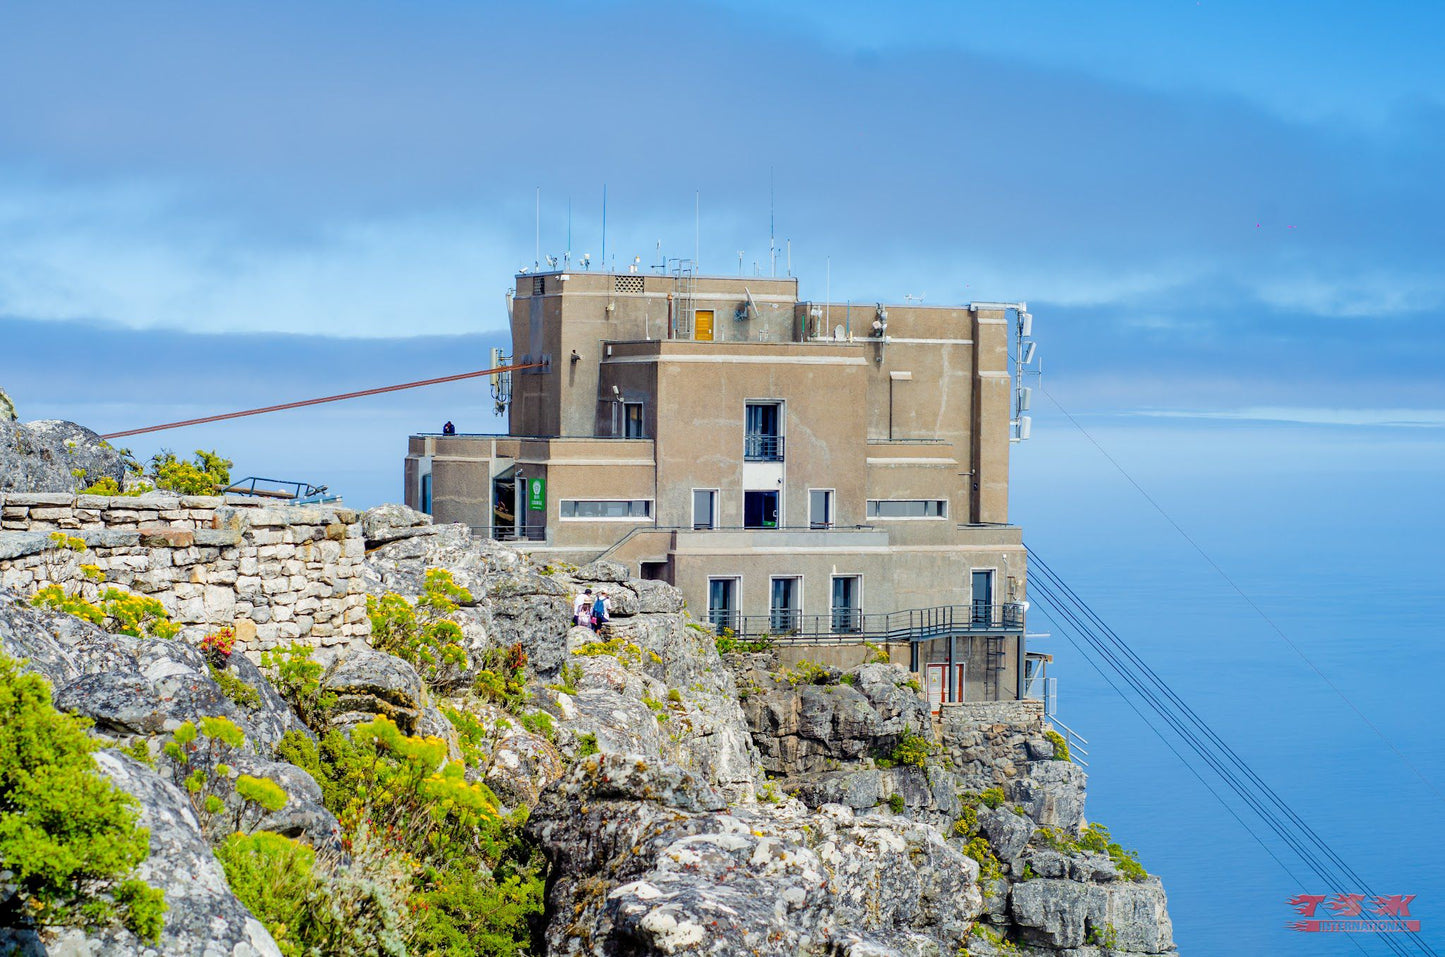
(888, 731), (935, 768)
(573, 636), (645, 666)
(863, 641), (890, 664)
(31, 584), (180, 641)
(517, 710), (555, 740)
(778, 660), (832, 686)
(1038, 823), (1148, 881)
(714, 632), (773, 655)
(886, 794), (905, 814)
(209, 664), (262, 711)
(576, 732), (599, 757)
(162, 717), (287, 832)
(952, 805), (978, 837)
(150, 449), (231, 495)
(1045, 728), (1071, 762)
(261, 642), (336, 730)
(367, 569), (474, 694)
(0, 652), (165, 941)
(964, 836), (1002, 882)
(980, 786), (1006, 809)
(215, 831), (406, 957)
(473, 642), (530, 712)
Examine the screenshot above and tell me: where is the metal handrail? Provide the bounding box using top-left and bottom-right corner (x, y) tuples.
(743, 433), (785, 461)
(713, 602), (1026, 644)
(471, 523), (547, 542)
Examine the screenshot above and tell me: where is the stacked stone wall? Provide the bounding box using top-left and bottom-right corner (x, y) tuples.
(0, 491), (369, 656)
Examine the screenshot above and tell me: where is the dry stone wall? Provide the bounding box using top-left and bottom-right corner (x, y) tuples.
(0, 491), (370, 656)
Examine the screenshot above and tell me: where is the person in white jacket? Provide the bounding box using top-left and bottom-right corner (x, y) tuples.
(572, 588), (593, 627)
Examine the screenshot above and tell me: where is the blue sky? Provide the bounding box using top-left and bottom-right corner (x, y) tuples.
(3, 0), (1445, 501)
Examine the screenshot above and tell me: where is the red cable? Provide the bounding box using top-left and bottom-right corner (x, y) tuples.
(100, 361), (543, 440)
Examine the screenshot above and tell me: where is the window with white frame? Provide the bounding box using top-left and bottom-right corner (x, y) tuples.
(692, 489), (718, 530)
(809, 489), (834, 529)
(866, 499), (947, 519)
(560, 499), (653, 519)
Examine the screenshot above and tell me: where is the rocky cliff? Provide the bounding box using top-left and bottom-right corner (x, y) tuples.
(0, 483), (1177, 954)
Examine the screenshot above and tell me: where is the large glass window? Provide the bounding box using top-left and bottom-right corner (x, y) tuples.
(770, 576), (801, 634)
(692, 489), (718, 530)
(560, 500), (652, 519)
(866, 499), (947, 518)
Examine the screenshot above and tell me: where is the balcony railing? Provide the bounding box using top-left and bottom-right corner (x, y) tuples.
(711, 602), (1025, 644)
(744, 433), (785, 461)
(471, 523), (547, 542)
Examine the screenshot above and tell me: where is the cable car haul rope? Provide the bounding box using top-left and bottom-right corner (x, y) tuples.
(100, 361), (544, 440)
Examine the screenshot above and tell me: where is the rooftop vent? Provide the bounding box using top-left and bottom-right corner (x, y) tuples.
(532, 276), (546, 296)
(614, 275), (645, 294)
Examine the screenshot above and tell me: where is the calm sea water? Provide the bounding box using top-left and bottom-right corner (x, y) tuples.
(1012, 412), (1445, 955)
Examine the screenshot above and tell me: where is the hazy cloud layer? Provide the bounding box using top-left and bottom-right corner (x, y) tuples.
(2, 0), (1442, 422)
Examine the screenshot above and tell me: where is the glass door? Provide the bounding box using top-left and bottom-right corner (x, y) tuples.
(971, 569), (994, 625)
(770, 577), (800, 633)
(831, 575), (860, 632)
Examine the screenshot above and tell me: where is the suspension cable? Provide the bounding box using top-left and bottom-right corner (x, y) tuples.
(99, 361), (543, 440)
(1029, 547), (1435, 957)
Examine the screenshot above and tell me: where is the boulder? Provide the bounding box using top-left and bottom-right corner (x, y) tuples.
(0, 751), (283, 957)
(0, 590), (305, 754)
(322, 647), (428, 733)
(0, 417), (129, 494)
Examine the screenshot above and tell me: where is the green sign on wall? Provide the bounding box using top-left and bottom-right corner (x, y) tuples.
(527, 477), (546, 511)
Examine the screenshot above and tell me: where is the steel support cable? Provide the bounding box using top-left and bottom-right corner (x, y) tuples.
(1028, 555), (1434, 957)
(1029, 553), (1426, 924)
(1029, 586), (1382, 957)
(1028, 572), (1347, 891)
(99, 362), (544, 440)
(1039, 386), (1445, 810)
(1028, 575), (1416, 957)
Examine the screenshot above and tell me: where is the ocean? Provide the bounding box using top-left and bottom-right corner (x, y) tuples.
(1013, 409), (1445, 955)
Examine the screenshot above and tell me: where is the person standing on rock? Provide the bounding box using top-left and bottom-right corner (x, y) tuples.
(573, 588), (593, 627)
(591, 591), (612, 632)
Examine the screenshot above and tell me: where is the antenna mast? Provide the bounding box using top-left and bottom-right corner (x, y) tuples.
(534, 187), (540, 271)
(769, 168), (776, 277)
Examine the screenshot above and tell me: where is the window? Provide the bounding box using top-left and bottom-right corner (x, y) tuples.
(744, 401), (784, 461)
(866, 499), (947, 519)
(623, 402), (645, 438)
(559, 499), (653, 519)
(744, 490), (779, 529)
(831, 575), (861, 633)
(692, 489), (718, 530)
(770, 576), (802, 633)
(420, 473), (432, 515)
(708, 577), (739, 632)
(809, 489), (834, 529)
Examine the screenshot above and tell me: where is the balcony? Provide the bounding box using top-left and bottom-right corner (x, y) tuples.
(744, 433), (785, 461)
(717, 603), (1026, 642)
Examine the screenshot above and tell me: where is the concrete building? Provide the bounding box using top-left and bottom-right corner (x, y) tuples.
(404, 268), (1039, 706)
